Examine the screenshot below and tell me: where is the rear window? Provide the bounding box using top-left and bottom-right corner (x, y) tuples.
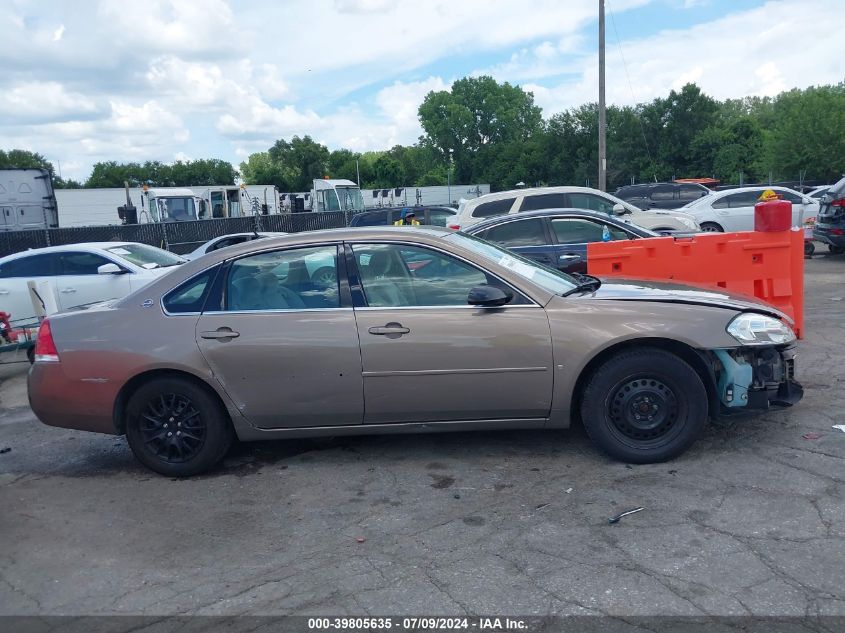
(471, 198), (516, 218)
(162, 265), (221, 314)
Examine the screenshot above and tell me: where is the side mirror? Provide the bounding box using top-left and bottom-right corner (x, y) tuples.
(468, 284), (513, 307)
(612, 203), (629, 215)
(98, 263), (125, 275)
(802, 197), (812, 205)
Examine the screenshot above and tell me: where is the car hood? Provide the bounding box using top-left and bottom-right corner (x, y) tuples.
(574, 278), (790, 322)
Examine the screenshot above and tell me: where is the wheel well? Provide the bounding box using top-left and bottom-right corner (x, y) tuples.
(570, 338), (718, 423)
(700, 221), (723, 231)
(112, 369), (232, 435)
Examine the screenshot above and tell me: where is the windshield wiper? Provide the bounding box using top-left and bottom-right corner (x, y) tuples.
(561, 272), (602, 297)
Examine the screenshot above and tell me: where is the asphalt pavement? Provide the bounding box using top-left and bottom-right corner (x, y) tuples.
(1, 255), (843, 618)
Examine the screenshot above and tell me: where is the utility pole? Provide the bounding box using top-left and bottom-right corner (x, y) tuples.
(598, 0), (607, 192)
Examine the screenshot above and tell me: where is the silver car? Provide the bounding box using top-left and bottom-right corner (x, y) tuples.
(28, 228), (802, 476)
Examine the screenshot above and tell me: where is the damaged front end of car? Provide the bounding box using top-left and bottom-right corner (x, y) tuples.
(699, 312), (803, 416)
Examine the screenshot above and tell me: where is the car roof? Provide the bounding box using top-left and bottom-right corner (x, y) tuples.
(465, 208), (625, 232)
(463, 186), (615, 206)
(0, 242), (140, 263)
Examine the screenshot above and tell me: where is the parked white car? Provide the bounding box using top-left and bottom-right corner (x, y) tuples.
(184, 232), (287, 260)
(0, 242), (185, 322)
(680, 186), (819, 232)
(808, 185), (830, 200)
(449, 186), (699, 233)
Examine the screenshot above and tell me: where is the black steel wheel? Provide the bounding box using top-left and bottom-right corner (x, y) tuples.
(126, 376), (232, 476)
(580, 348), (707, 463)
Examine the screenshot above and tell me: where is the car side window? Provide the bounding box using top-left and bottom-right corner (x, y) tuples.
(352, 243), (525, 308)
(163, 266), (220, 314)
(427, 209), (455, 226)
(728, 191), (762, 208)
(483, 218), (547, 247)
(650, 185), (675, 201)
(679, 185), (706, 201)
(779, 190), (803, 204)
(567, 193), (615, 213)
(471, 198), (515, 218)
(226, 245), (340, 311)
(551, 219), (628, 244)
(209, 236), (249, 252)
(0, 253), (60, 278)
(520, 193), (568, 211)
(353, 211), (389, 226)
(59, 252), (113, 275)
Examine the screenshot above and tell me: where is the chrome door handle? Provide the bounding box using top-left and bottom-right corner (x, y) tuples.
(0, 289), (8, 295)
(559, 254), (581, 262)
(60, 288), (76, 293)
(200, 328), (240, 340)
(368, 323), (410, 337)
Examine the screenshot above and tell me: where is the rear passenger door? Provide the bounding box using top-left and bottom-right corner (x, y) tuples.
(480, 218), (555, 267)
(194, 244), (364, 429)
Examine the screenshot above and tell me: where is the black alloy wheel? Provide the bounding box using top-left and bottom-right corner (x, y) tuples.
(126, 377), (233, 476)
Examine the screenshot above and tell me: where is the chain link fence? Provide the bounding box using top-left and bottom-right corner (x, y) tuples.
(0, 212), (348, 258)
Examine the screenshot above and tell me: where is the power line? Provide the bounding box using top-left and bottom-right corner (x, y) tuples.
(606, 0), (655, 174)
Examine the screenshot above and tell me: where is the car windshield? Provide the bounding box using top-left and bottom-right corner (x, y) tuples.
(106, 244), (186, 269)
(444, 232), (577, 295)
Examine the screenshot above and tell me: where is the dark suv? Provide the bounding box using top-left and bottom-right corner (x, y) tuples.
(348, 206), (456, 227)
(615, 182), (710, 210)
(813, 176), (845, 254)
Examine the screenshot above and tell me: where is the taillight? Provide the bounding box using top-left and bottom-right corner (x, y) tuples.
(447, 223), (461, 230)
(34, 319), (60, 362)
(830, 228), (845, 236)
(831, 198), (845, 207)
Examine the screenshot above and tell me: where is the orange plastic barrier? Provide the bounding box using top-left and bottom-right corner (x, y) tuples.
(587, 229), (805, 338)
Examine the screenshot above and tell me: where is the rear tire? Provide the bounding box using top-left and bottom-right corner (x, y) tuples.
(580, 348), (707, 463)
(700, 222), (723, 233)
(125, 377), (233, 477)
(829, 245), (845, 255)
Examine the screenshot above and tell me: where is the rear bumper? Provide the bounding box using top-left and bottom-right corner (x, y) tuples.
(813, 225), (845, 247)
(28, 362), (119, 435)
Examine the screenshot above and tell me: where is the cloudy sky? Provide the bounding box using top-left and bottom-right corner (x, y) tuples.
(2, 0), (842, 181)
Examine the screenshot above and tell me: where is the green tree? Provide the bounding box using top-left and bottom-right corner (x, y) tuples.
(373, 154), (405, 188)
(240, 152), (293, 189)
(0, 149), (55, 175)
(418, 76), (543, 183)
(268, 135), (330, 191)
(766, 84), (845, 182)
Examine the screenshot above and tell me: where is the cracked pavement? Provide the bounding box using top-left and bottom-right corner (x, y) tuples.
(0, 256), (843, 617)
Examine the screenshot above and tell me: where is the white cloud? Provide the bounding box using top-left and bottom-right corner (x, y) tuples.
(0, 0), (842, 184)
(0, 81), (102, 124)
(523, 0), (845, 114)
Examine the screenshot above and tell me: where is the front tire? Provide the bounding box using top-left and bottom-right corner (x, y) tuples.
(700, 222), (723, 233)
(125, 377), (233, 476)
(580, 348), (707, 463)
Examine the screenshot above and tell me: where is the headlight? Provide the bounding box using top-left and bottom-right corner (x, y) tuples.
(727, 313), (796, 345)
(680, 217), (698, 230)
